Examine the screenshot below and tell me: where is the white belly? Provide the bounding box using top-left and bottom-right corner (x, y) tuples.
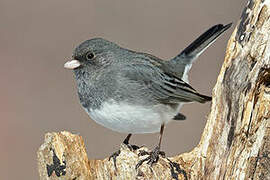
(85, 100), (180, 134)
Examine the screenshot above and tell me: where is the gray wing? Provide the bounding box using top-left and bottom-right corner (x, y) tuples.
(122, 62), (211, 104)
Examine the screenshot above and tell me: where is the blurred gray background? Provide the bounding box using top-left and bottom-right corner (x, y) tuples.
(1, 0), (245, 179)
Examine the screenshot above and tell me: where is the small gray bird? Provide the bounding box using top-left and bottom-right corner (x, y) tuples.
(64, 23), (231, 167)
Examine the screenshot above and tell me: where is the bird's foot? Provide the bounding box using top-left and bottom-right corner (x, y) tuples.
(109, 149), (121, 170)
(109, 138), (139, 170)
(125, 143), (140, 151)
(122, 133), (140, 151)
(135, 146), (165, 169)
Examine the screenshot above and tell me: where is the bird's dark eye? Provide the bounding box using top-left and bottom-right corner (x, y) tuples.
(86, 52), (95, 60)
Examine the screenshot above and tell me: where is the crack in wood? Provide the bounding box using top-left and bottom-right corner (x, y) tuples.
(167, 159), (188, 180)
(46, 148), (66, 177)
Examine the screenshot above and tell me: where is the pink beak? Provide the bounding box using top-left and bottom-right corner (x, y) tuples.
(64, 60), (81, 69)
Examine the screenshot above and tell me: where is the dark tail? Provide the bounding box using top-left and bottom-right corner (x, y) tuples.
(179, 23), (232, 58)
(168, 23), (232, 78)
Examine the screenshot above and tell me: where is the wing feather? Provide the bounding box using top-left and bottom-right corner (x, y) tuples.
(122, 60), (211, 104)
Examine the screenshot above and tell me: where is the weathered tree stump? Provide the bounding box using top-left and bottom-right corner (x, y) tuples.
(37, 0), (270, 179)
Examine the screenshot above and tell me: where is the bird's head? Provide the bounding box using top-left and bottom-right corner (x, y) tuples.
(64, 38), (120, 72)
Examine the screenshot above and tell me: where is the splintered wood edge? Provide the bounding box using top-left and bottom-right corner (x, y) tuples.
(37, 132), (92, 179)
(37, 131), (189, 180)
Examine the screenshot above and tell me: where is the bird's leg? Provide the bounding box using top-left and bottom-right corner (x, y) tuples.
(109, 133), (139, 170)
(136, 124), (166, 169)
(123, 133), (140, 151)
(123, 133), (132, 144)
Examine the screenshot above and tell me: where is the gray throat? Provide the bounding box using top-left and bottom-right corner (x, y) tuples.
(74, 69), (109, 110)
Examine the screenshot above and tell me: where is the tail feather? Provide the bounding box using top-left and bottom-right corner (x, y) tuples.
(179, 23), (232, 59)
(167, 23), (232, 79)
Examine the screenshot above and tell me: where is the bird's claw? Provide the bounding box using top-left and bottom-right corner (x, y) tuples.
(126, 143), (140, 151)
(109, 150), (121, 170)
(136, 146), (165, 169)
(109, 142), (140, 170)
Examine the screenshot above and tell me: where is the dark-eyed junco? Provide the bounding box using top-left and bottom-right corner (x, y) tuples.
(64, 23), (231, 167)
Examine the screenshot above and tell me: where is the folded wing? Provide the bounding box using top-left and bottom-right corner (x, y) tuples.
(122, 62), (211, 104)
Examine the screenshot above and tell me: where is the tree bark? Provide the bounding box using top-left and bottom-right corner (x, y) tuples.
(37, 0), (270, 179)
